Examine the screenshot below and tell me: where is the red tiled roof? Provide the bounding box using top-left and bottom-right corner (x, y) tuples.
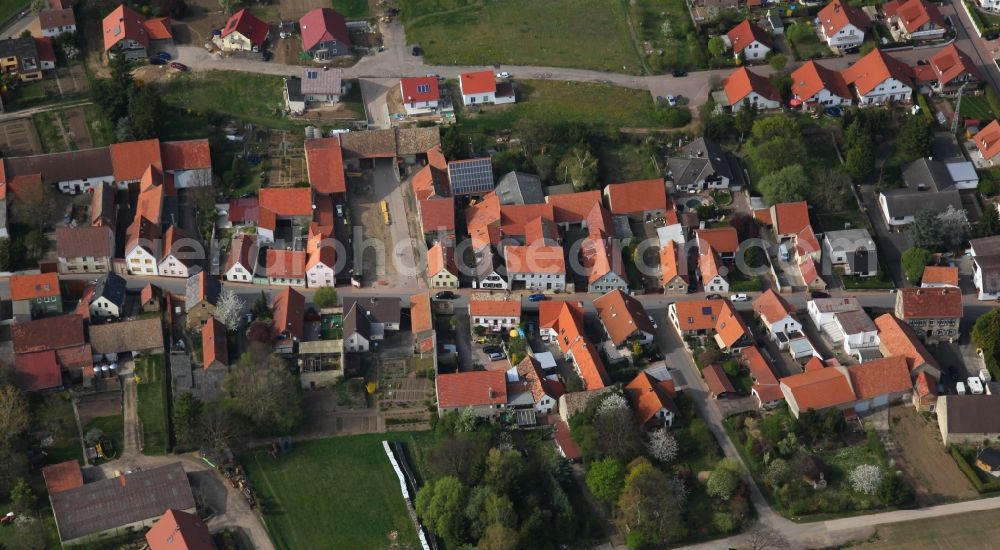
(161, 139), (211, 171)
(459, 71), (496, 95)
(581, 232), (626, 284)
(500, 203), (555, 237)
(202, 317), (227, 368)
(715, 302), (750, 349)
(673, 299), (726, 331)
(753, 288), (796, 325)
(915, 370), (937, 398)
(259, 187), (312, 217)
(921, 265), (959, 286)
(875, 313), (940, 373)
(818, 0), (870, 37)
(146, 509), (215, 550)
(772, 201), (810, 235)
(929, 44), (982, 87)
(103, 4), (149, 51)
(266, 249), (306, 279)
(305, 137), (346, 195)
(742, 346), (784, 403)
(724, 67), (781, 105)
(8, 173), (43, 203)
(410, 292), (432, 335)
(883, 0), (945, 34)
(221, 8), (269, 46)
(272, 287), (305, 340)
(792, 60), (852, 103)
(551, 417), (580, 460)
(426, 243), (457, 277)
(437, 370), (507, 408)
(568, 338), (608, 391)
(780, 366), (856, 412)
(299, 7), (350, 51)
(626, 371), (677, 425)
(606, 179), (667, 215)
(110, 139), (161, 181)
(546, 191), (602, 224)
(703, 363), (736, 396)
(660, 240), (688, 285)
(804, 356), (825, 371)
(419, 197), (455, 232)
(42, 461), (83, 495)
(848, 356), (911, 400)
(696, 226), (740, 254)
(470, 299), (521, 318)
(14, 350), (61, 392)
(400, 76), (440, 103)
(35, 36), (56, 63)
(726, 20), (773, 54)
(144, 17), (172, 40)
(228, 197), (259, 224)
(897, 287), (962, 319)
(799, 256), (822, 285)
(842, 49), (914, 96)
(225, 234), (258, 274)
(594, 289), (655, 346)
(514, 356), (564, 405)
(10, 272), (59, 301)
(505, 245), (566, 275)
(976, 120), (1000, 161)
(12, 314), (84, 354)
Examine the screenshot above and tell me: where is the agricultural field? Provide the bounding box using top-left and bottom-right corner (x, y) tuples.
(136, 355), (169, 455)
(854, 508), (1000, 549)
(159, 71), (291, 136)
(245, 433), (433, 550)
(401, 0), (642, 73)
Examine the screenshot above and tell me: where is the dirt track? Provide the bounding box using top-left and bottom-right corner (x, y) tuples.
(889, 407), (977, 505)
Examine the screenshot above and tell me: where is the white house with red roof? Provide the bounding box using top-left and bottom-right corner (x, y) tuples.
(817, 0), (869, 51)
(841, 48), (914, 105)
(225, 234), (258, 283)
(400, 76), (440, 115)
(791, 60), (852, 108)
(459, 70), (515, 106)
(470, 299), (521, 330)
(299, 7), (351, 60)
(102, 4), (172, 60)
(436, 370), (508, 416)
(218, 9), (269, 52)
(724, 20), (773, 61)
(505, 244), (566, 291)
(914, 44), (982, 96)
(603, 178), (668, 221)
(723, 67), (781, 111)
(975, 120), (1000, 167)
(883, 0), (946, 41)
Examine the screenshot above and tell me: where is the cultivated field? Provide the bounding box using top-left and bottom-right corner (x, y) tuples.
(0, 118), (42, 156)
(246, 433), (432, 550)
(887, 407), (977, 505)
(402, 0), (642, 73)
(853, 508), (1000, 549)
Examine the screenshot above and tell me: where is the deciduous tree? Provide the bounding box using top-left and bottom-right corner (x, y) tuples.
(222, 346), (302, 435)
(0, 385), (29, 441)
(849, 464), (883, 495)
(585, 458), (625, 504)
(313, 286), (338, 308)
(901, 247), (932, 285)
(214, 290), (245, 331)
(416, 476), (469, 545)
(706, 457), (742, 499)
(757, 164), (810, 205)
(647, 430), (679, 463)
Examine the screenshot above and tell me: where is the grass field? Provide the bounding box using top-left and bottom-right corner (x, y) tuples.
(136, 355), (169, 454)
(402, 0), (642, 73)
(245, 432), (434, 550)
(959, 95), (996, 122)
(457, 80), (662, 135)
(32, 391), (82, 466)
(331, 0), (369, 18)
(0, 0), (26, 24)
(160, 71), (291, 132)
(32, 111), (68, 153)
(84, 104), (115, 147)
(855, 508), (1000, 549)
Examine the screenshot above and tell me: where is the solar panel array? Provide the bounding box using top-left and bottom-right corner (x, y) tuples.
(448, 158), (495, 195)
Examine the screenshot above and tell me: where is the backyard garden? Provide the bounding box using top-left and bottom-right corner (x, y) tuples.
(136, 355), (170, 454)
(726, 406), (915, 517)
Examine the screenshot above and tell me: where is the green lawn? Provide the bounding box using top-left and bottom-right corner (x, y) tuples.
(402, 0), (642, 73)
(839, 268), (895, 290)
(245, 433), (434, 550)
(789, 28), (829, 60)
(83, 414), (125, 460)
(84, 104), (115, 147)
(959, 94), (996, 122)
(136, 355), (169, 455)
(32, 391), (82, 466)
(32, 111), (67, 154)
(331, 0), (369, 18)
(456, 79), (662, 135)
(0, 0), (27, 24)
(160, 71), (292, 132)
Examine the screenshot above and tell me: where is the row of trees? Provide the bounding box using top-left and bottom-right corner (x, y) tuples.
(92, 55), (164, 143)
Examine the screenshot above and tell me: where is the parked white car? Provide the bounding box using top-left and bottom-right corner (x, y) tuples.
(496, 71), (511, 79)
(968, 377), (985, 395)
(730, 294), (750, 302)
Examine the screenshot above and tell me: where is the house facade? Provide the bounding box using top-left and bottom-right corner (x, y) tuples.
(469, 300), (521, 331)
(299, 8), (351, 60)
(55, 226), (114, 274)
(817, 0), (868, 50)
(895, 287), (962, 344)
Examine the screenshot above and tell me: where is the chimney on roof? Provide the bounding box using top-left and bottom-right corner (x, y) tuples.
(118, 473), (126, 487)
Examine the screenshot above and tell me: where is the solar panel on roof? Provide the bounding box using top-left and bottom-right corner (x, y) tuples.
(448, 158), (495, 195)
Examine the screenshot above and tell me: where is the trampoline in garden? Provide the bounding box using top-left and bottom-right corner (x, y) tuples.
(321, 314), (343, 340)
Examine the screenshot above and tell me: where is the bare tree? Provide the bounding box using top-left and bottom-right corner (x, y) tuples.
(222, 348), (302, 434)
(0, 385), (29, 442)
(746, 523), (788, 550)
(213, 289), (245, 332)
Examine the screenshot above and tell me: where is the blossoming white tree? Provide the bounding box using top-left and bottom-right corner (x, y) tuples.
(849, 464), (883, 495)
